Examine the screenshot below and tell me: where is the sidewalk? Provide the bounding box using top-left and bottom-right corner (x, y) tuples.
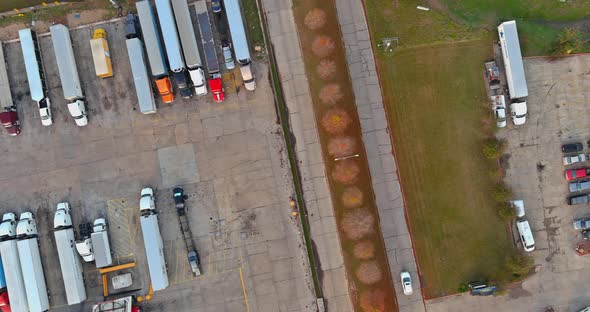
(259, 0), (353, 311)
(334, 0), (427, 310)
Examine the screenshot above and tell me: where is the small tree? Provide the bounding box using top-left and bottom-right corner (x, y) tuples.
(553, 28), (583, 55)
(458, 283), (469, 293)
(482, 138), (505, 160)
(492, 183), (513, 202)
(498, 202), (517, 220)
(506, 253), (534, 277)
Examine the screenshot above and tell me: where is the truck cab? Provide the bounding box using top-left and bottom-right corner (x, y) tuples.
(140, 187), (156, 214)
(54, 202), (72, 229)
(15, 212), (36, 239)
(173, 186), (186, 215)
(239, 63), (256, 91)
(0, 214), (16, 240)
(189, 68), (207, 96)
(76, 222), (94, 262)
(38, 98), (52, 126)
(510, 101), (527, 126)
(68, 100), (88, 126)
(209, 75), (224, 102)
(156, 77), (174, 103)
(173, 70), (193, 99)
(0, 111), (20, 136)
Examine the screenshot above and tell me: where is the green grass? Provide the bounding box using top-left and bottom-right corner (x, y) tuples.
(364, 0), (519, 298)
(241, 0), (265, 58)
(440, 0), (590, 55)
(377, 40), (516, 297)
(0, 0), (82, 12)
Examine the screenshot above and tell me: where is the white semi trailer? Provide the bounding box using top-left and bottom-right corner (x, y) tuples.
(18, 28), (53, 126)
(498, 20), (527, 126)
(0, 213), (28, 312)
(49, 24), (88, 126)
(139, 188), (169, 291)
(126, 38), (157, 114)
(224, 0), (256, 90)
(16, 212), (49, 312)
(54, 202), (87, 305)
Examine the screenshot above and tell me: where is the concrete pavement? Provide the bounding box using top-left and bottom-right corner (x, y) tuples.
(334, 0), (426, 311)
(259, 0), (354, 310)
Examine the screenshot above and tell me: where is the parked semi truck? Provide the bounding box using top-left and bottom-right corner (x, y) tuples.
(0, 41), (21, 135)
(0, 213), (28, 312)
(195, 1), (224, 102)
(171, 0), (207, 96)
(139, 187), (169, 291)
(92, 296), (141, 312)
(54, 202), (87, 305)
(90, 28), (113, 78)
(136, 0), (174, 103)
(16, 212), (49, 312)
(0, 257), (11, 312)
(498, 20), (527, 126)
(18, 28), (53, 126)
(50, 24), (88, 126)
(126, 38), (157, 114)
(224, 0), (256, 90)
(155, 0), (192, 98)
(91, 218), (113, 268)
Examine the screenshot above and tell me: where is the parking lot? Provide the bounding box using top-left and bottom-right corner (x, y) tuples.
(0, 18), (316, 312)
(427, 55), (590, 312)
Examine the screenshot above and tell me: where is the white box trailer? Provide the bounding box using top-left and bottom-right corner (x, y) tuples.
(54, 203), (86, 305)
(91, 219), (112, 268)
(139, 188), (168, 291)
(155, 0), (185, 72)
(0, 213), (28, 312)
(16, 212), (49, 312)
(171, 0), (201, 69)
(49, 24), (88, 126)
(18, 28), (53, 126)
(126, 38), (157, 114)
(136, 0), (168, 77)
(0, 41), (13, 109)
(498, 21), (528, 100)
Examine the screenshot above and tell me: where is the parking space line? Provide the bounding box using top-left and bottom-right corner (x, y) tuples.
(239, 267), (250, 312)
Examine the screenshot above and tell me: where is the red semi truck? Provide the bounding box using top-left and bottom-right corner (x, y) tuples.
(0, 42), (20, 136)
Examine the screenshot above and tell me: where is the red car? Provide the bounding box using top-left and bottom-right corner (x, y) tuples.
(566, 168), (590, 181)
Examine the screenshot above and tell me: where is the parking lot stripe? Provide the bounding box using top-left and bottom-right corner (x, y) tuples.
(238, 267), (250, 312)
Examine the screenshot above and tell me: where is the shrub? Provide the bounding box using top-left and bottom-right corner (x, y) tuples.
(492, 183), (513, 202)
(552, 28), (583, 55)
(458, 283), (469, 293)
(506, 253), (534, 277)
(482, 138), (505, 160)
(498, 202), (517, 220)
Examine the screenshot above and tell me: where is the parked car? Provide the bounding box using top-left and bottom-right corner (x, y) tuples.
(573, 218), (590, 230)
(221, 40), (235, 70)
(562, 143), (583, 153)
(582, 230), (590, 240)
(400, 271), (413, 295)
(565, 168), (590, 181)
(563, 153), (586, 166)
(491, 96), (506, 128)
(568, 194), (590, 205)
(211, 0), (222, 12)
(569, 180), (590, 192)
(579, 307), (590, 312)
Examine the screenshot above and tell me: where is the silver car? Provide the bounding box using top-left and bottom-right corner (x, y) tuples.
(222, 40), (235, 70)
(573, 218), (590, 230)
(569, 180), (590, 192)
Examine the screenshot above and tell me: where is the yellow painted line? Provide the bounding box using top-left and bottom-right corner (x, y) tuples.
(175, 239), (181, 283)
(239, 267), (250, 312)
(102, 274), (109, 297)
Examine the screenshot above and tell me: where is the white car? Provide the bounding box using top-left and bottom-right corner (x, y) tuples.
(400, 271), (413, 295)
(221, 40), (235, 70)
(563, 153), (586, 166)
(491, 95), (506, 128)
(510, 102), (527, 126)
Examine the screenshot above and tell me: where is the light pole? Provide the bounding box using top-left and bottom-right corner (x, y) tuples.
(334, 154), (360, 161)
